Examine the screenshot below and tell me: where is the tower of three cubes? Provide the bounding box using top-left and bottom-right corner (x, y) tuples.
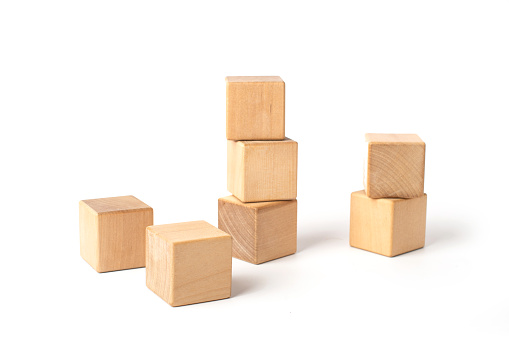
(219, 76), (298, 264)
(350, 133), (427, 257)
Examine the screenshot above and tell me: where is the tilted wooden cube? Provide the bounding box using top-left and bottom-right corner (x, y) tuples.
(226, 76), (285, 141)
(364, 133), (425, 198)
(218, 196), (297, 264)
(146, 221), (232, 307)
(79, 195), (153, 273)
(227, 138), (298, 202)
(350, 190), (427, 257)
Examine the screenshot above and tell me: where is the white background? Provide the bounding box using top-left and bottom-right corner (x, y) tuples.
(1, 1), (508, 338)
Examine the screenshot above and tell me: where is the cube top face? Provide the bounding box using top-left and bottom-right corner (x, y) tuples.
(226, 76), (283, 83)
(364, 133), (425, 199)
(80, 195), (151, 214)
(147, 220), (230, 244)
(240, 137), (294, 148)
(365, 133), (423, 144)
(218, 195), (291, 210)
(146, 221), (232, 307)
(218, 196), (297, 264)
(351, 190), (400, 206)
(226, 76), (285, 140)
(227, 138), (298, 203)
(350, 190), (427, 257)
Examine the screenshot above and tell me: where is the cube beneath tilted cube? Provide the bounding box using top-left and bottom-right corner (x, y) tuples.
(146, 221), (232, 307)
(79, 195), (153, 273)
(218, 196), (297, 264)
(350, 190), (427, 257)
(226, 76), (285, 141)
(227, 138), (298, 203)
(364, 133), (425, 199)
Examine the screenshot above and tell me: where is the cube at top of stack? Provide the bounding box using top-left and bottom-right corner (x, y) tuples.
(364, 133), (425, 199)
(226, 76), (285, 141)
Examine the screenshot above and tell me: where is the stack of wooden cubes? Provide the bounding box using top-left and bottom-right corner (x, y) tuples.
(218, 76), (298, 264)
(350, 133), (427, 257)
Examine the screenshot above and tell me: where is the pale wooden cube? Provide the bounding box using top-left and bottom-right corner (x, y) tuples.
(218, 196), (297, 264)
(227, 138), (298, 202)
(226, 76), (285, 141)
(79, 195), (153, 273)
(146, 221), (232, 307)
(364, 133), (426, 198)
(350, 190), (427, 257)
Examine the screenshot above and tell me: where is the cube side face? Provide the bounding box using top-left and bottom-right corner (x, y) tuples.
(79, 202), (100, 271)
(146, 228), (173, 305)
(97, 208), (153, 272)
(218, 198), (256, 263)
(242, 140), (298, 202)
(256, 200), (297, 264)
(172, 236), (232, 307)
(365, 142), (425, 198)
(391, 194), (427, 256)
(226, 81), (285, 140)
(227, 140), (246, 201)
(349, 191), (394, 256)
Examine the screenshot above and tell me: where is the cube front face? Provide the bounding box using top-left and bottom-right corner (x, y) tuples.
(172, 237), (231, 306)
(227, 139), (298, 202)
(146, 221), (232, 307)
(226, 76), (285, 141)
(97, 209), (153, 272)
(256, 199), (297, 264)
(79, 196), (153, 273)
(364, 133), (425, 199)
(349, 191), (426, 257)
(392, 194), (427, 256)
(218, 196), (297, 264)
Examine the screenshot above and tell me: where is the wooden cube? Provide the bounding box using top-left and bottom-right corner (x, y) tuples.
(218, 196), (297, 264)
(350, 190), (427, 257)
(146, 221), (232, 307)
(79, 195), (153, 273)
(364, 133), (425, 198)
(226, 76), (285, 140)
(227, 138), (297, 202)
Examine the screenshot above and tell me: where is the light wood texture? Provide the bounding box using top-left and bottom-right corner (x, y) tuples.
(218, 196), (297, 264)
(227, 138), (298, 202)
(146, 221), (232, 307)
(364, 133), (425, 198)
(79, 195), (153, 273)
(226, 76), (285, 140)
(349, 190), (427, 257)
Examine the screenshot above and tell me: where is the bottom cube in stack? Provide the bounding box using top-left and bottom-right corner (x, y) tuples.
(349, 190), (427, 257)
(218, 196), (297, 264)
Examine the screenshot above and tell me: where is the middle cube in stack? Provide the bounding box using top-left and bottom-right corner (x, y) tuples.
(227, 138), (297, 202)
(219, 76), (298, 264)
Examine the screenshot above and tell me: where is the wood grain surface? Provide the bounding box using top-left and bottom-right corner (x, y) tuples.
(79, 195), (153, 273)
(226, 76), (285, 140)
(218, 196), (297, 264)
(146, 221), (232, 307)
(227, 138), (298, 202)
(364, 133), (425, 198)
(349, 190), (427, 257)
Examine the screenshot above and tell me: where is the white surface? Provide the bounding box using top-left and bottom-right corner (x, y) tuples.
(1, 1), (508, 338)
